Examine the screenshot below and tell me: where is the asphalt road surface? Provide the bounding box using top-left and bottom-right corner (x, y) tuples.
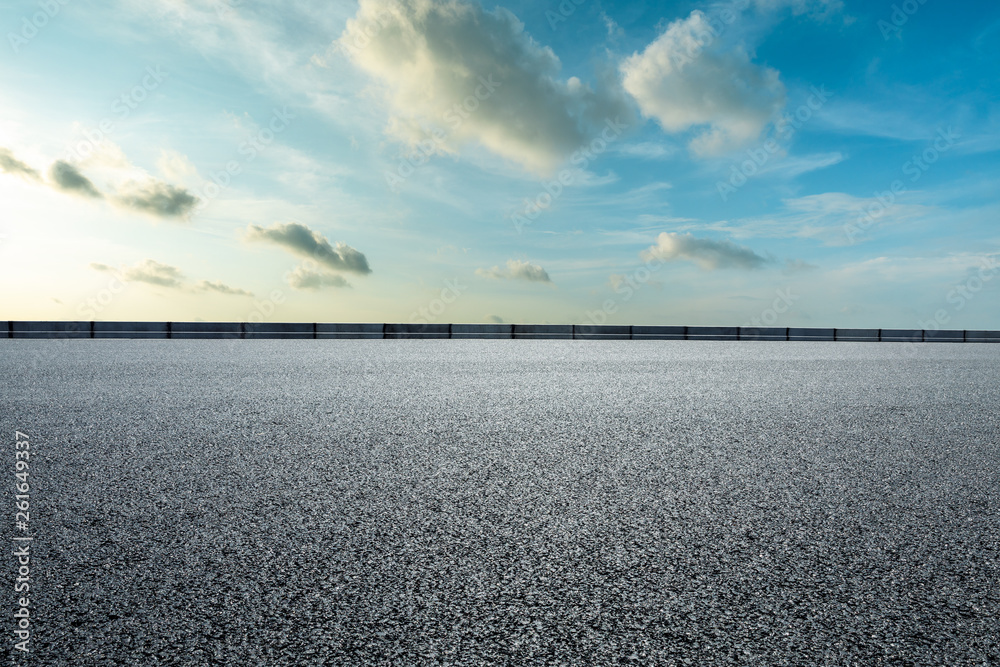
(2, 340), (998, 666)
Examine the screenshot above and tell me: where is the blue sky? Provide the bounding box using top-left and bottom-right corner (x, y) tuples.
(1, 0), (998, 327)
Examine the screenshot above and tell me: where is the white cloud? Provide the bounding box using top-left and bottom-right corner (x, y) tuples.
(339, 0), (630, 174)
(194, 280), (254, 297)
(477, 259), (552, 283)
(93, 259), (185, 288)
(285, 264), (351, 290)
(245, 222), (372, 274)
(621, 10), (786, 157)
(641, 232), (772, 270)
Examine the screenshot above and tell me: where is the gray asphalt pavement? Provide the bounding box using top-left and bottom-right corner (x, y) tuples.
(1, 340), (998, 665)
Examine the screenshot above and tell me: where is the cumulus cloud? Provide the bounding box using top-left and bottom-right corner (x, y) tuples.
(621, 10), (785, 157)
(50, 161), (103, 198)
(285, 264), (351, 290)
(93, 259), (185, 287)
(114, 181), (200, 219)
(339, 0), (631, 174)
(245, 222), (372, 274)
(477, 259), (552, 283)
(641, 232), (771, 270)
(195, 280), (254, 297)
(0, 148), (40, 180)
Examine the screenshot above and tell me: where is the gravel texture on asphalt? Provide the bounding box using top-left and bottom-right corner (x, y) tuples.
(1, 340), (998, 666)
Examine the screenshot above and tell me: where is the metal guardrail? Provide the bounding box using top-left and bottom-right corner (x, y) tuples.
(3, 322), (999, 342)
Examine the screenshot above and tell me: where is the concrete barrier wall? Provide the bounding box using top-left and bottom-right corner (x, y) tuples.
(575, 325), (630, 340)
(12, 321), (92, 339)
(789, 328), (835, 341)
(5, 322), (1000, 342)
(94, 321), (169, 339)
(452, 324), (513, 339)
(740, 327), (788, 341)
(632, 326), (687, 340)
(835, 328), (880, 342)
(317, 323), (384, 339)
(687, 327), (739, 341)
(881, 329), (924, 343)
(925, 330), (965, 342)
(513, 324), (573, 339)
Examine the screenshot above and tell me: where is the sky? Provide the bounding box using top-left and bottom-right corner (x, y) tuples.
(1, 0), (998, 328)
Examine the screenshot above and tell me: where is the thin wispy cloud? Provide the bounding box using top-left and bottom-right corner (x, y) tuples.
(0, 148), (40, 181)
(477, 259), (553, 283)
(641, 233), (772, 270)
(195, 280), (254, 297)
(93, 259), (184, 288)
(92, 261), (254, 295)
